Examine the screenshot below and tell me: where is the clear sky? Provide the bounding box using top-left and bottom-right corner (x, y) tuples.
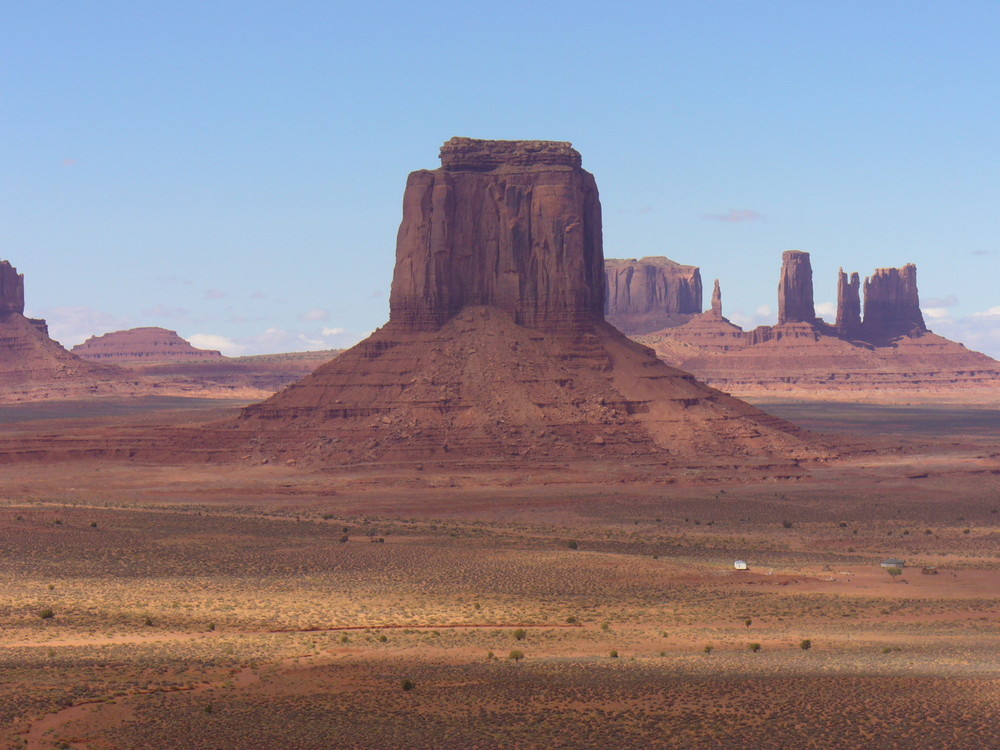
(3, 2), (999, 357)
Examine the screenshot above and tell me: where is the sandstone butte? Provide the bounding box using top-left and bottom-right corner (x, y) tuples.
(637, 251), (1000, 400)
(217, 137), (813, 466)
(604, 256), (702, 334)
(72, 327), (223, 362)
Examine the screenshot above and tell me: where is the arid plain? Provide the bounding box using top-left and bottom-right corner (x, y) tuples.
(2, 394), (998, 749)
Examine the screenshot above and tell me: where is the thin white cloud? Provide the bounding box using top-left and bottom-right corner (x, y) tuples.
(815, 301), (836, 318)
(298, 308), (330, 322)
(929, 307), (1000, 359)
(188, 333), (246, 357)
(702, 209), (765, 223)
(30, 305), (132, 347)
(321, 327), (345, 336)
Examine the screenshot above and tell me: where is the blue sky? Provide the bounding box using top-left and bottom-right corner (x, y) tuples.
(3, 2), (999, 356)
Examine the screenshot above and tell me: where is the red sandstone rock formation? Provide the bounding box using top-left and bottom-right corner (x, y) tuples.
(604, 257), (702, 334)
(1, 260), (25, 314)
(226, 138), (809, 465)
(390, 137), (604, 332)
(777, 250), (816, 325)
(710, 279), (723, 317)
(73, 327), (223, 362)
(836, 269), (862, 338)
(634, 253), (1000, 399)
(862, 264), (926, 342)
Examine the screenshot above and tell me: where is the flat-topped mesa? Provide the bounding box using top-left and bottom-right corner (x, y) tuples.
(390, 137), (604, 332)
(862, 264), (926, 341)
(0, 260), (25, 315)
(777, 250), (816, 325)
(604, 257), (702, 334)
(72, 327), (224, 361)
(836, 269), (862, 338)
(710, 279), (723, 317)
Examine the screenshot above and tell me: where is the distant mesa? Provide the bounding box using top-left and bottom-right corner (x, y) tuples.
(224, 137), (810, 466)
(73, 327), (224, 362)
(637, 251), (1000, 397)
(604, 257), (702, 334)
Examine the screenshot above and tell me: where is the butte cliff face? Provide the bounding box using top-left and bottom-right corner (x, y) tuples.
(228, 138), (809, 466)
(73, 327), (224, 361)
(862, 264), (926, 342)
(390, 138), (604, 332)
(1, 261), (25, 314)
(836, 269), (862, 338)
(604, 257), (702, 335)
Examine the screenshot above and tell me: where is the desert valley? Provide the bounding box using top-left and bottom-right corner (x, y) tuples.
(2, 138), (999, 749)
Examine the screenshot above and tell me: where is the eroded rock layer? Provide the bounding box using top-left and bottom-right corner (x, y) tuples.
(604, 257), (702, 334)
(73, 327), (223, 361)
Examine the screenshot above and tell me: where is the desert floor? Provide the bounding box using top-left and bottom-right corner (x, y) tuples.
(1, 397), (998, 749)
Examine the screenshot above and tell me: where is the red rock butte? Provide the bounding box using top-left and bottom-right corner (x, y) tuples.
(223, 138), (811, 466)
(604, 257), (702, 335)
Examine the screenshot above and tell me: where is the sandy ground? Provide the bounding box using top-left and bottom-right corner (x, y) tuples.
(0, 396), (998, 748)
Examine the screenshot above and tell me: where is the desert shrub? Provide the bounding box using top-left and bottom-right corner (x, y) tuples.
(340, 635), (350, 644)
(799, 639), (812, 650)
(703, 644), (713, 654)
(207, 622), (216, 631)
(744, 618), (752, 628)
(509, 650), (524, 662)
(748, 643), (761, 652)
(339, 535), (350, 543)
(47, 584), (55, 591)
(378, 634), (387, 642)
(473, 603), (481, 610)
(90, 521), (98, 528)
(203, 704), (213, 714)
(401, 679), (415, 691)
(486, 651), (495, 660)
(565, 616), (577, 624)
(144, 617), (154, 627)
(513, 628), (527, 641)
(609, 650), (619, 658)
(38, 608), (54, 620)
(566, 540), (578, 549)
(600, 621), (610, 631)
(782, 520), (793, 529)
(839, 522), (848, 528)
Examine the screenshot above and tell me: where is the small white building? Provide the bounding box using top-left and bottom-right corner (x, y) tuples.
(880, 558), (905, 569)
(734, 560), (748, 570)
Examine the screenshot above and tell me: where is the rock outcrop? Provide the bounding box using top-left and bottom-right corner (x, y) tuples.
(73, 327), (224, 361)
(390, 137), (604, 332)
(224, 138), (810, 466)
(710, 279), (723, 317)
(777, 250), (816, 325)
(636, 252), (1000, 399)
(862, 264), (926, 342)
(836, 269), (862, 338)
(1, 260), (25, 314)
(604, 257), (702, 334)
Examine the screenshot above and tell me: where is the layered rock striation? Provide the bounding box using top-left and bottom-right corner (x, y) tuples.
(226, 138), (810, 466)
(73, 327), (224, 362)
(604, 257), (702, 334)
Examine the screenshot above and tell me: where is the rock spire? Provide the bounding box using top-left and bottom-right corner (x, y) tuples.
(836, 269), (862, 338)
(777, 250), (815, 325)
(710, 279), (723, 317)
